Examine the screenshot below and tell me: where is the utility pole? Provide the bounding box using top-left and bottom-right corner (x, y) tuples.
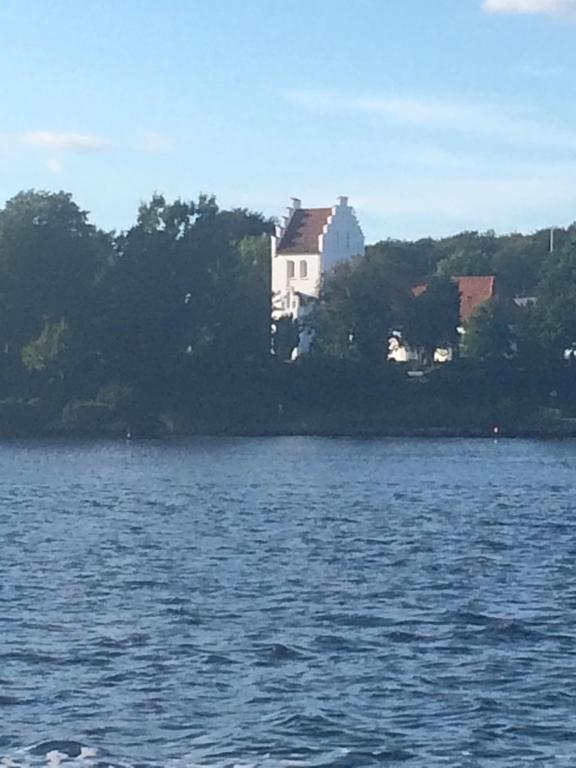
(550, 226), (555, 254)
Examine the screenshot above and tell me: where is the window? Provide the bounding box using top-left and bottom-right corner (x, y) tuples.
(287, 260), (295, 279)
(300, 260), (308, 279)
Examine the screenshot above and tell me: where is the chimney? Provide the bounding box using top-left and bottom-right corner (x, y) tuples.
(337, 196), (348, 207)
(290, 197), (301, 210)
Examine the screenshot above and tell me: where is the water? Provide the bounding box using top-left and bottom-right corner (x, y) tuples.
(1, 438), (576, 768)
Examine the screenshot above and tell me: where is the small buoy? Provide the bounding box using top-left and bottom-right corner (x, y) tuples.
(493, 425), (500, 437)
(126, 430), (132, 440)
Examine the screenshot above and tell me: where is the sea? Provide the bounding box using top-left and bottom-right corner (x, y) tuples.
(1, 437), (576, 768)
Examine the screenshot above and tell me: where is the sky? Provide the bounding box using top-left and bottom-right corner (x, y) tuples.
(1, 0), (576, 242)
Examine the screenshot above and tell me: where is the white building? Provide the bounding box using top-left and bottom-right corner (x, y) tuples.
(271, 196), (364, 354)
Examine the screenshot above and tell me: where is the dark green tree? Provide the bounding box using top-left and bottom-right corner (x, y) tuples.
(98, 194), (273, 413)
(0, 190), (110, 351)
(272, 316), (300, 361)
(463, 300), (514, 360)
(403, 276), (461, 365)
(366, 238), (439, 284)
(21, 318), (72, 374)
(527, 238), (576, 360)
(436, 231), (496, 279)
(309, 254), (411, 362)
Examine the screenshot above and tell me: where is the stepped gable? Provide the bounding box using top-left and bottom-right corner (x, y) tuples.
(413, 275), (496, 323)
(277, 208), (332, 254)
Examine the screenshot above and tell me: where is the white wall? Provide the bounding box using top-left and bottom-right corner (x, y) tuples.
(320, 196), (365, 273)
(272, 253), (320, 318)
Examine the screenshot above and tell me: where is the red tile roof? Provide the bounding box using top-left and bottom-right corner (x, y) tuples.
(277, 208), (332, 254)
(457, 276), (496, 321)
(413, 276), (496, 322)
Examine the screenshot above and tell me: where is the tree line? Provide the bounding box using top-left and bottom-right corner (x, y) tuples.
(308, 225), (576, 366)
(0, 190), (274, 432)
(1, 189), (576, 435)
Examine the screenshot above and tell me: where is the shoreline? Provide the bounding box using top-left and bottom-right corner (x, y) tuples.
(2, 422), (576, 440)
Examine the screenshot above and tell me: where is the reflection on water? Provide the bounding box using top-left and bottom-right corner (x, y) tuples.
(1, 437), (576, 767)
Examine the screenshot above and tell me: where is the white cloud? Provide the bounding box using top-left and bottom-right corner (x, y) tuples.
(483, 0), (576, 16)
(286, 89), (576, 151)
(21, 131), (111, 152)
(1, 129), (172, 165)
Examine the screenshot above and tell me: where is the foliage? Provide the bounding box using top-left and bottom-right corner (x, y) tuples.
(510, 239), (576, 363)
(21, 318), (71, 373)
(403, 276), (460, 363)
(463, 300), (514, 360)
(94, 194), (272, 405)
(436, 231), (496, 279)
(309, 254), (411, 362)
(0, 189), (273, 423)
(272, 316), (300, 362)
(365, 239), (437, 284)
(371, 225), (576, 299)
(0, 190), (109, 351)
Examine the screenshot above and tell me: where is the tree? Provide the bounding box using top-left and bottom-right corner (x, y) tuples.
(491, 234), (545, 298)
(0, 190), (110, 352)
(21, 318), (71, 374)
(309, 253), (411, 362)
(514, 304), (547, 366)
(97, 194), (273, 413)
(366, 238), (439, 284)
(272, 316), (299, 361)
(463, 300), (514, 360)
(232, 235), (272, 361)
(528, 239), (576, 360)
(403, 276), (460, 364)
(436, 231), (496, 278)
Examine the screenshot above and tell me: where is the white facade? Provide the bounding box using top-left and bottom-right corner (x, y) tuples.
(271, 196), (364, 331)
(388, 334), (455, 365)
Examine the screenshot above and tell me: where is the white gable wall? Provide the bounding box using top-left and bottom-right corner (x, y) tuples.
(320, 196), (365, 273)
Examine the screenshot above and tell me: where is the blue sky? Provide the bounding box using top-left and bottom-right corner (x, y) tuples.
(1, 0), (576, 241)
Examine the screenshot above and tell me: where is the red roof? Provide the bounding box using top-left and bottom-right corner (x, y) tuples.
(277, 208), (332, 254)
(413, 284), (428, 298)
(457, 276), (496, 321)
(412, 276), (496, 322)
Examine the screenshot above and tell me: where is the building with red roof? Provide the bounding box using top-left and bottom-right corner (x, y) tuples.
(271, 197), (364, 354)
(389, 275), (497, 364)
(413, 275), (496, 324)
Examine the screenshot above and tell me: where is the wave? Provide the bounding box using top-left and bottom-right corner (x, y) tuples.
(1, 745), (409, 768)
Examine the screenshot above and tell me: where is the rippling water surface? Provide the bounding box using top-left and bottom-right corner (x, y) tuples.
(2, 437), (576, 768)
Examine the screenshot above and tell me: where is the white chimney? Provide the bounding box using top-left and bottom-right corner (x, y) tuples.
(290, 197), (301, 210)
